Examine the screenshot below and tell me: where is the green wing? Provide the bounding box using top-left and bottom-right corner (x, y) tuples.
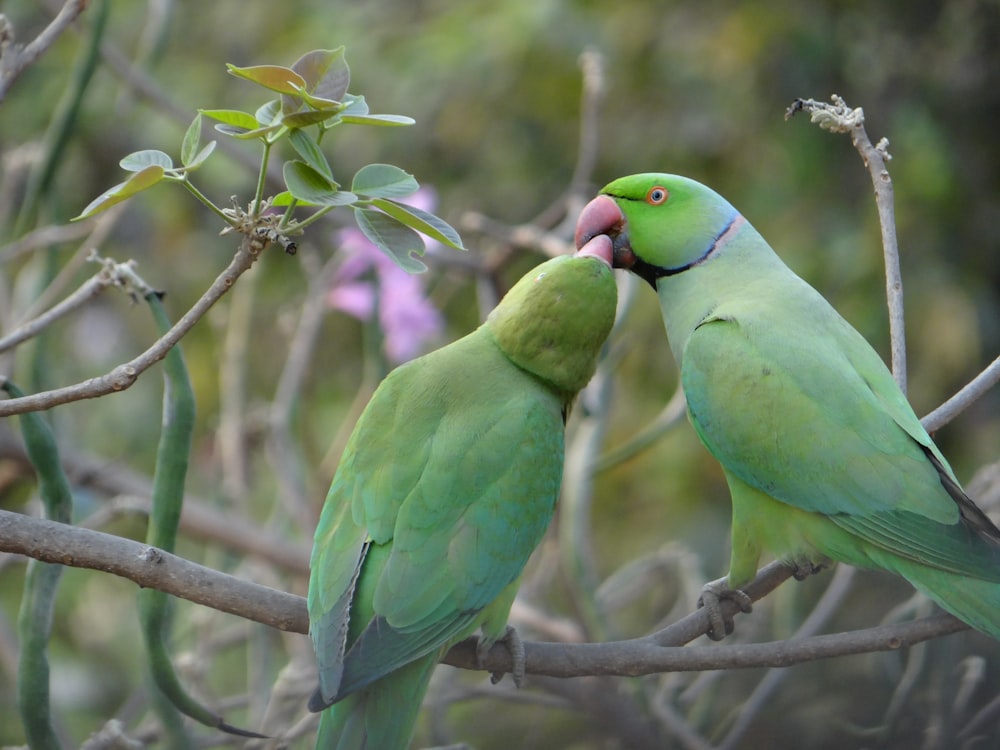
(680, 289), (1000, 579)
(309, 333), (565, 707)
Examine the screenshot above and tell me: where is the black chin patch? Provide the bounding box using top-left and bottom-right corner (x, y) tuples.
(610, 231), (661, 289)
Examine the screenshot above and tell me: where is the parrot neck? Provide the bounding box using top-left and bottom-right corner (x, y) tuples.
(664, 213), (746, 277)
(654, 220), (787, 364)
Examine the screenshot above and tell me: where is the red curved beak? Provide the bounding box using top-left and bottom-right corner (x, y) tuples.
(574, 195), (624, 249)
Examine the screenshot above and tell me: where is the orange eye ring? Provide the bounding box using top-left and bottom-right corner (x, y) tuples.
(646, 186), (668, 205)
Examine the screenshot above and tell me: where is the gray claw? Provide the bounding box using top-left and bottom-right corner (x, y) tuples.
(698, 577), (753, 640)
(477, 625), (526, 687)
(790, 560), (826, 581)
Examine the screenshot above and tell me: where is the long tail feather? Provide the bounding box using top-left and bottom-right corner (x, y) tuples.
(315, 653), (438, 750)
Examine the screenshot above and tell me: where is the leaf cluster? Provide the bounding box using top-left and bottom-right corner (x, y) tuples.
(76, 48), (464, 271)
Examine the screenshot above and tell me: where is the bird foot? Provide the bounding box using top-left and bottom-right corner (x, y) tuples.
(698, 577), (753, 641)
(789, 560), (826, 581)
(476, 625), (526, 687)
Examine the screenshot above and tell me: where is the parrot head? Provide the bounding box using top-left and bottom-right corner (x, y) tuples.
(575, 173), (740, 288)
(487, 236), (617, 395)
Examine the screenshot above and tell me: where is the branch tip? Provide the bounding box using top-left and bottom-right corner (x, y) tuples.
(785, 94), (864, 133)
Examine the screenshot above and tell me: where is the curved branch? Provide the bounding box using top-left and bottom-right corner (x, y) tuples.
(453, 610), (966, 679)
(0, 236), (265, 417)
(786, 94), (907, 391)
(0, 510), (971, 681)
(0, 509), (304, 633)
(921, 351), (1000, 433)
(0, 0), (90, 104)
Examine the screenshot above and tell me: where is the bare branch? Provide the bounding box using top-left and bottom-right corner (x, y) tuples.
(455, 608), (967, 680)
(0, 235), (266, 416)
(788, 95), (1000, 433)
(921, 351), (1000, 433)
(0, 267), (111, 354)
(787, 94), (907, 392)
(0, 0), (89, 104)
(0, 509), (305, 632)
(0, 510), (974, 685)
(0, 250), (153, 355)
(0, 219), (96, 263)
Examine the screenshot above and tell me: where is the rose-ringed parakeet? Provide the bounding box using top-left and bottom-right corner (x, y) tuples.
(308, 237), (617, 749)
(575, 172), (1000, 641)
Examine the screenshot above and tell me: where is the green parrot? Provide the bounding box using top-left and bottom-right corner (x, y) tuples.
(575, 172), (1000, 641)
(307, 237), (617, 749)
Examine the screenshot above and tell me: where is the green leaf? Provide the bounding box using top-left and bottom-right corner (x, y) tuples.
(288, 129), (333, 180)
(256, 99), (281, 126)
(283, 160), (357, 208)
(290, 84), (343, 111)
(284, 160), (333, 201)
(184, 140), (216, 171)
(351, 163), (419, 198)
(282, 106), (342, 129)
(293, 47), (350, 102)
(371, 198), (465, 250)
(226, 63), (306, 94)
(354, 207), (427, 273)
(75, 165), (165, 219)
(280, 48), (349, 114)
(120, 149), (173, 172)
(202, 108), (284, 140)
(270, 191), (299, 207)
(339, 93), (369, 116)
(181, 114), (202, 167)
(199, 108), (260, 131)
(341, 113), (415, 127)
(221, 123), (285, 141)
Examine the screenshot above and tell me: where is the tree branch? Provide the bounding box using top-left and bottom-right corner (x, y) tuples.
(786, 94), (907, 391)
(0, 510), (971, 683)
(921, 351), (1000, 433)
(0, 235), (266, 416)
(0, 0), (90, 105)
(0, 509), (305, 633)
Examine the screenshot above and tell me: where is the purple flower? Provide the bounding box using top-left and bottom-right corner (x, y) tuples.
(328, 188), (445, 364)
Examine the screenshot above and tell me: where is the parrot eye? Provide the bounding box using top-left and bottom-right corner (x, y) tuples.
(646, 186), (668, 205)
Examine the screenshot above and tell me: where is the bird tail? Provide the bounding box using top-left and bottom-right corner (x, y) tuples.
(314, 653), (438, 750)
(884, 556), (1000, 641)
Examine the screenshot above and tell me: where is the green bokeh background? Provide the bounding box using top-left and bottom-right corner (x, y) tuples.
(2, 1), (1000, 747)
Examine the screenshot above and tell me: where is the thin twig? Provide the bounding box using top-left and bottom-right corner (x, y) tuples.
(0, 235), (267, 416)
(0, 0), (90, 104)
(921, 351), (1000, 433)
(0, 219), (96, 263)
(0, 266), (112, 355)
(786, 94), (907, 392)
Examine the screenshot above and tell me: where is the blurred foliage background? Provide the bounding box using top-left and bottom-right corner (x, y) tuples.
(2, 0), (1000, 748)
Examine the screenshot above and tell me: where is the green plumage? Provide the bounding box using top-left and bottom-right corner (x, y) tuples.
(576, 172), (1000, 640)
(308, 248), (617, 749)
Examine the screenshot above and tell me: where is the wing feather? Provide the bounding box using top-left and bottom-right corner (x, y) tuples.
(308, 333), (564, 706)
(681, 307), (1000, 575)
